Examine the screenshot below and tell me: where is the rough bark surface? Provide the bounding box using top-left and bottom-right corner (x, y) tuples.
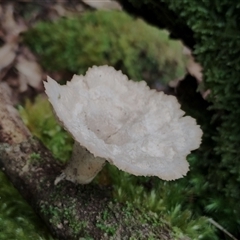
(0, 84), (173, 239)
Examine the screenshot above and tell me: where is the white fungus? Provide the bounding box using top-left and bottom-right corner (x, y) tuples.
(44, 65), (203, 184)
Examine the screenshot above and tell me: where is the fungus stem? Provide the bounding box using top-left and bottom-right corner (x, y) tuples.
(63, 141), (106, 184)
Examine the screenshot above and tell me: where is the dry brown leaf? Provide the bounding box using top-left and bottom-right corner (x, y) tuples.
(1, 3), (27, 41)
(186, 59), (203, 83)
(183, 47), (203, 83)
(20, 46), (39, 62)
(16, 55), (43, 92)
(51, 4), (68, 17)
(82, 0), (122, 10)
(49, 4), (84, 18)
(168, 76), (185, 88)
(169, 47), (203, 88)
(0, 43), (17, 71)
(6, 75), (19, 88)
(1, 4), (16, 34)
(183, 47), (211, 98)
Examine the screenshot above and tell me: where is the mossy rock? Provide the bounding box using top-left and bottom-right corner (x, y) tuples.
(24, 10), (187, 85)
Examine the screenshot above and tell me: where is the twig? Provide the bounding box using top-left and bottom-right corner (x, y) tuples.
(208, 218), (238, 240)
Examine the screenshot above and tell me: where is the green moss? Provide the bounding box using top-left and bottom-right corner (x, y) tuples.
(96, 211), (117, 236)
(18, 96), (73, 163)
(0, 171), (54, 240)
(29, 152), (41, 161)
(160, 0), (240, 236)
(96, 201), (173, 239)
(119, 0), (240, 237)
(40, 201), (87, 237)
(24, 10), (186, 85)
(101, 164), (217, 240)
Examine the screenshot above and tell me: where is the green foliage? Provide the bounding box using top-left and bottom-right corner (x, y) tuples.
(158, 0), (240, 236)
(40, 202), (87, 237)
(0, 171), (54, 240)
(23, 10), (186, 85)
(18, 96), (73, 163)
(120, 0), (240, 236)
(103, 164), (218, 240)
(96, 201), (174, 239)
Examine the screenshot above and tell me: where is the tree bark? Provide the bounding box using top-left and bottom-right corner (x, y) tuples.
(0, 83), (173, 239)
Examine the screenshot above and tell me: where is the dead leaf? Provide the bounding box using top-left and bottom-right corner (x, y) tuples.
(49, 3), (84, 18)
(0, 43), (17, 71)
(183, 47), (203, 83)
(183, 47), (212, 98)
(6, 75), (19, 88)
(1, 4), (16, 34)
(16, 55), (43, 92)
(169, 47), (203, 90)
(1, 3), (27, 41)
(186, 59), (203, 83)
(168, 76), (186, 88)
(20, 46), (39, 62)
(82, 0), (122, 10)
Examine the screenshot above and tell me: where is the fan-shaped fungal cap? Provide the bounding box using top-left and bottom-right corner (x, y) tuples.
(44, 65), (203, 181)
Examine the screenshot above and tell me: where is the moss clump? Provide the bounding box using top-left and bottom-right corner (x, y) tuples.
(40, 201), (88, 238)
(24, 10), (186, 85)
(18, 96), (73, 163)
(100, 164), (217, 240)
(160, 1), (240, 236)
(96, 201), (174, 240)
(0, 171), (54, 240)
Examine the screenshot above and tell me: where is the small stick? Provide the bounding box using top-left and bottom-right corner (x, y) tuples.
(208, 218), (238, 240)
